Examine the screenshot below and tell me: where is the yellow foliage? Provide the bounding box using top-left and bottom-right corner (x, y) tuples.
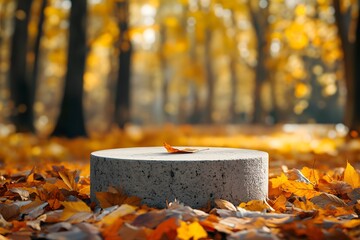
(344, 162), (360, 189)
(177, 221), (207, 240)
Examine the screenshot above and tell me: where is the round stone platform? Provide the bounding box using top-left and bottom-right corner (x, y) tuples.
(90, 147), (268, 208)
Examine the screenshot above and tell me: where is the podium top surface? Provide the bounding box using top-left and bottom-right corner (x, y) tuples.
(91, 147), (268, 162)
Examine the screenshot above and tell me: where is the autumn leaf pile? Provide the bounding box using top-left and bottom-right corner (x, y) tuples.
(0, 130), (360, 239)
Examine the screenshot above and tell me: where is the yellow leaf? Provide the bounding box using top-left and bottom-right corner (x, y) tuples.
(100, 204), (136, 226)
(281, 180), (320, 199)
(239, 200), (269, 212)
(344, 162), (360, 188)
(301, 167), (320, 184)
(342, 219), (360, 228)
(177, 221), (207, 240)
(293, 199), (317, 211)
(272, 195), (287, 212)
(270, 173), (288, 189)
(60, 200), (91, 222)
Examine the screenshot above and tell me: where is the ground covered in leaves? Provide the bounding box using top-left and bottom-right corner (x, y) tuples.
(1, 125), (360, 239)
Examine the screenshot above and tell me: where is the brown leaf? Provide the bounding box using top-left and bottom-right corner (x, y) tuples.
(0, 204), (20, 221)
(9, 188), (30, 201)
(348, 188), (360, 202)
(95, 187), (141, 208)
(310, 192), (347, 208)
(163, 142), (207, 153)
(148, 217), (179, 240)
(58, 170), (78, 191)
(0, 214), (11, 228)
(132, 210), (167, 228)
(20, 200), (48, 220)
(118, 223), (148, 240)
(285, 168), (311, 184)
(214, 199), (237, 211)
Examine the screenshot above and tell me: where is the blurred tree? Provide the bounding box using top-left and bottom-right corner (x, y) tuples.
(114, 0), (131, 128)
(334, 1), (360, 132)
(355, 7), (360, 132)
(52, 0), (87, 137)
(248, 1), (270, 123)
(9, 0), (34, 132)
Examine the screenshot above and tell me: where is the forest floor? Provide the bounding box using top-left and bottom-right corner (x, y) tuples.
(0, 124), (360, 239)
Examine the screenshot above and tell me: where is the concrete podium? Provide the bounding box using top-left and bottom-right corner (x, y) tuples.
(90, 147), (268, 208)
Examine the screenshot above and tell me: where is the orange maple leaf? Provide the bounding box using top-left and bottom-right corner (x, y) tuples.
(163, 142), (206, 153)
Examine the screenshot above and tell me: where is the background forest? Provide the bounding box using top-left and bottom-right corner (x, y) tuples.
(0, 0), (359, 138)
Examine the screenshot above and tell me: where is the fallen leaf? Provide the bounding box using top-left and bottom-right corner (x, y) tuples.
(281, 180), (320, 198)
(177, 221), (207, 240)
(341, 219), (360, 228)
(9, 188), (30, 201)
(239, 200), (271, 212)
(148, 217), (178, 240)
(26, 214), (46, 231)
(132, 210), (167, 228)
(163, 142), (206, 153)
(100, 204), (136, 226)
(45, 221), (72, 232)
(344, 162), (360, 189)
(310, 193), (347, 208)
(215, 199), (237, 211)
(118, 223), (148, 240)
(228, 228), (279, 240)
(301, 167), (320, 184)
(0, 203), (20, 221)
(271, 195), (287, 212)
(96, 187), (141, 208)
(75, 222), (101, 240)
(45, 225), (94, 240)
(0, 214), (11, 228)
(58, 170), (78, 191)
(286, 168), (311, 184)
(293, 199), (317, 211)
(20, 200), (48, 220)
(348, 188), (360, 202)
(60, 200), (92, 223)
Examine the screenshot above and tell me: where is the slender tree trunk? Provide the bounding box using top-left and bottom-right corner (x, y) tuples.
(52, 0), (87, 137)
(114, 0), (131, 128)
(9, 0), (33, 132)
(248, 3), (269, 123)
(353, 11), (360, 132)
(334, 1), (357, 131)
(204, 29), (214, 123)
(27, 0), (46, 104)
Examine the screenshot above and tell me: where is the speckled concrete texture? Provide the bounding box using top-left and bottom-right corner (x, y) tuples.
(90, 147), (268, 208)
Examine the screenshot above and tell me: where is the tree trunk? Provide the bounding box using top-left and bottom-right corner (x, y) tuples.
(204, 29), (214, 123)
(114, 0), (131, 128)
(52, 0), (87, 137)
(353, 11), (360, 132)
(248, 3), (269, 123)
(9, 0), (34, 132)
(334, 1), (358, 132)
